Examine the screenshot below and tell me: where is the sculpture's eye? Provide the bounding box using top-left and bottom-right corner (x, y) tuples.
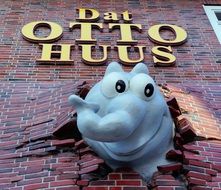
(115, 80), (126, 93)
(101, 73), (128, 98)
(144, 83), (154, 97)
(130, 73), (155, 101)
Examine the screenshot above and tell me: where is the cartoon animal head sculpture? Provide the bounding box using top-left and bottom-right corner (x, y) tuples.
(69, 62), (174, 180)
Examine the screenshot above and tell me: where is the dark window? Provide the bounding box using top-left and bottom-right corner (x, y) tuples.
(215, 12), (221, 20)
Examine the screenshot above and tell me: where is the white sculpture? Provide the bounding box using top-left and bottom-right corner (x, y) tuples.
(69, 62), (174, 180)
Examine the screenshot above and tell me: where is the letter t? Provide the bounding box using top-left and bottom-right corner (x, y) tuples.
(69, 22), (103, 44)
(109, 23), (142, 45)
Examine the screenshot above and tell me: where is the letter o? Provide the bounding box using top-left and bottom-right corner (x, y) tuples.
(21, 21), (63, 43)
(148, 24), (187, 46)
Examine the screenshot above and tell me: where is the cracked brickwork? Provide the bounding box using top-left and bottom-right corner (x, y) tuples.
(0, 82), (221, 189)
(0, 0), (221, 190)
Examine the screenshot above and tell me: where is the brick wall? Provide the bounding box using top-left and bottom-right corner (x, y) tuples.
(0, 0), (221, 189)
(0, 0), (220, 84)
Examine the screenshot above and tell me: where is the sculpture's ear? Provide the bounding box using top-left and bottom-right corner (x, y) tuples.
(105, 62), (124, 76)
(131, 63), (149, 74)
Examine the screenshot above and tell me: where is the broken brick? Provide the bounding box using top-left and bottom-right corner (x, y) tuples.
(157, 163), (183, 173)
(166, 149), (183, 161)
(177, 118), (197, 143)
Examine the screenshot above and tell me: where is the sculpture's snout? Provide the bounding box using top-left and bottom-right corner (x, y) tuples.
(68, 95), (100, 113)
(69, 93), (145, 142)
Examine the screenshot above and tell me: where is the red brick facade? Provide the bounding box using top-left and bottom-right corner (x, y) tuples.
(0, 0), (221, 189)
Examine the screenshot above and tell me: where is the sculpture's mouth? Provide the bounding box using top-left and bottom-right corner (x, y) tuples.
(111, 142), (147, 156)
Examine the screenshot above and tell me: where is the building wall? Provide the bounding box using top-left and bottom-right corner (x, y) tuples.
(0, 0), (221, 190)
(0, 0), (220, 84)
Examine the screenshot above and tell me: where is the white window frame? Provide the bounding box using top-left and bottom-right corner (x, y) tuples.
(204, 5), (221, 44)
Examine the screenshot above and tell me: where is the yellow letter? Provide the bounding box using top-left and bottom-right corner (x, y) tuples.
(69, 22), (103, 44)
(76, 8), (100, 22)
(79, 44), (110, 65)
(148, 24), (187, 46)
(151, 46), (176, 66)
(116, 45), (145, 66)
(109, 23), (142, 44)
(121, 11), (133, 22)
(104, 12), (119, 22)
(21, 21), (63, 43)
(37, 44), (74, 63)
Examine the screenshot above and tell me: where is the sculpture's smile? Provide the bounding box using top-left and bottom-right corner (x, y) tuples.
(103, 112), (167, 157)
